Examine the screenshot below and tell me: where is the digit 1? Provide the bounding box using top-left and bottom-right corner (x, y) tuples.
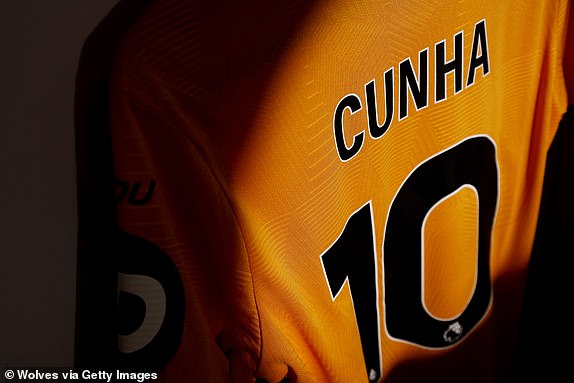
(321, 202), (382, 382)
(384, 135), (499, 348)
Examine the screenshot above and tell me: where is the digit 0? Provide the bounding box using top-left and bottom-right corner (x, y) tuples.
(384, 135), (498, 347)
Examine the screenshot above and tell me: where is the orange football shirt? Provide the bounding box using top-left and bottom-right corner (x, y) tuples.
(109, 1), (572, 382)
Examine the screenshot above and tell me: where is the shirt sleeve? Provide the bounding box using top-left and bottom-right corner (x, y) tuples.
(109, 55), (262, 383)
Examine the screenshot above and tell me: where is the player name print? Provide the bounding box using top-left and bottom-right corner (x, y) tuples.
(334, 19), (490, 162)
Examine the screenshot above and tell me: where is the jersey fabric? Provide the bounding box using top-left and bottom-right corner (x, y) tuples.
(108, 1), (572, 382)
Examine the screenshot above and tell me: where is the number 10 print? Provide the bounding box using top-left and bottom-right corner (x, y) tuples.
(321, 135), (499, 382)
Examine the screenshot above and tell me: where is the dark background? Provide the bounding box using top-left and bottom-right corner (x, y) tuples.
(0, 0), (119, 368)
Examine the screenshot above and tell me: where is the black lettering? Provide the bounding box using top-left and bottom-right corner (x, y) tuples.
(115, 179), (157, 206)
(334, 94), (364, 162)
(127, 180), (156, 206)
(435, 32), (464, 103)
(467, 19), (490, 87)
(366, 68), (394, 139)
(114, 179), (130, 203)
(399, 49), (429, 120)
